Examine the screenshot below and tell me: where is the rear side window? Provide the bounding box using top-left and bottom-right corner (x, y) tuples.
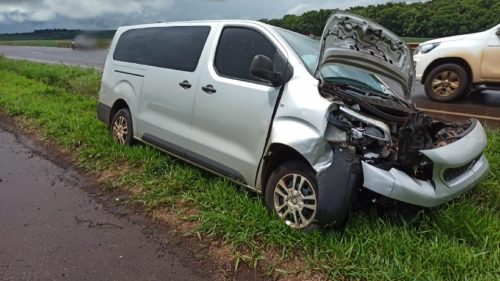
(113, 26), (211, 72)
(215, 27), (277, 83)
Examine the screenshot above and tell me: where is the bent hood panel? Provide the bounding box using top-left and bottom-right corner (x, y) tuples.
(317, 12), (415, 98)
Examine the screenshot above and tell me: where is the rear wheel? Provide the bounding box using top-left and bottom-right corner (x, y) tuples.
(265, 161), (320, 231)
(424, 63), (469, 102)
(110, 108), (134, 146)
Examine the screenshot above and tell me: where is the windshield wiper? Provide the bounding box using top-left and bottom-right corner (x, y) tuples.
(330, 81), (396, 100)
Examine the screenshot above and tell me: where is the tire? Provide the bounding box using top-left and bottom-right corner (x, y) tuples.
(109, 108), (135, 146)
(424, 63), (469, 102)
(264, 161), (321, 231)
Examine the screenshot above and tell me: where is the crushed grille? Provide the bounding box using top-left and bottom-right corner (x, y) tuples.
(443, 156), (480, 182)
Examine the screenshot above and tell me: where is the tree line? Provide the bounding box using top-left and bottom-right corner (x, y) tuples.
(261, 0), (500, 38)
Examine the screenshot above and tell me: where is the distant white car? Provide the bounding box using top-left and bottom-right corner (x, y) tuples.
(71, 35), (97, 50)
(414, 24), (500, 102)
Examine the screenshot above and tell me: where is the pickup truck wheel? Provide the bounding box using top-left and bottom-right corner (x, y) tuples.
(110, 108), (134, 146)
(265, 161), (320, 231)
(424, 63), (469, 102)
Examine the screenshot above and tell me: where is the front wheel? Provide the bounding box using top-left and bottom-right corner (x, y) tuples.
(109, 108), (135, 146)
(424, 63), (469, 102)
(265, 161), (320, 230)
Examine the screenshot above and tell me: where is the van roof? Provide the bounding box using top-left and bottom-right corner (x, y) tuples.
(119, 19), (269, 30)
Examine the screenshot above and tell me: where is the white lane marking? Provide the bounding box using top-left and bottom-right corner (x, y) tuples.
(418, 107), (500, 121)
(31, 51), (44, 54)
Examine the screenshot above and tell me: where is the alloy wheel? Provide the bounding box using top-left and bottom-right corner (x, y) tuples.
(112, 115), (128, 144)
(432, 70), (460, 97)
(273, 173), (317, 229)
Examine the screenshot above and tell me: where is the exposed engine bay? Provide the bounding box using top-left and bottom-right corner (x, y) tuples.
(320, 82), (473, 181)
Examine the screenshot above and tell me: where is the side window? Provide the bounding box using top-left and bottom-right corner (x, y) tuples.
(113, 26), (211, 72)
(214, 27), (278, 83)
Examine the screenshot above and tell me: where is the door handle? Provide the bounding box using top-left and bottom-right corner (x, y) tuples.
(179, 80), (192, 89)
(201, 84), (216, 94)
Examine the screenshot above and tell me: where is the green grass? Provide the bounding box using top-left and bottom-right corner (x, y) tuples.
(0, 40), (72, 48)
(0, 57), (498, 280)
(402, 37), (433, 43)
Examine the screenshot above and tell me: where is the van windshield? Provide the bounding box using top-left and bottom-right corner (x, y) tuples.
(273, 28), (319, 73)
(273, 27), (395, 96)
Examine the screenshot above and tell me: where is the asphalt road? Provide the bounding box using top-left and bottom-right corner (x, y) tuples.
(0, 45), (107, 69)
(413, 86), (500, 127)
(0, 117), (216, 281)
(1, 45), (499, 127)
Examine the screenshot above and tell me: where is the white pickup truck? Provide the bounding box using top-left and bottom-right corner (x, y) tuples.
(414, 24), (500, 102)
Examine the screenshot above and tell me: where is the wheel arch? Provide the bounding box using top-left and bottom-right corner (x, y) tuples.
(109, 99), (130, 125)
(260, 143), (313, 194)
(107, 79), (140, 122)
(422, 57), (473, 85)
(257, 117), (333, 191)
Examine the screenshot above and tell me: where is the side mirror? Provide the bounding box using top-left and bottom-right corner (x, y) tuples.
(250, 55), (283, 87)
(496, 27), (500, 36)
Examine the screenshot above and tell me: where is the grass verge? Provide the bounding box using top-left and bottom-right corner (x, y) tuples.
(0, 40), (72, 48)
(0, 57), (498, 280)
(0, 39), (111, 48)
(402, 37), (433, 43)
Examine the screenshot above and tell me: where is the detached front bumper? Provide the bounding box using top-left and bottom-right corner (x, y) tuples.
(362, 120), (489, 207)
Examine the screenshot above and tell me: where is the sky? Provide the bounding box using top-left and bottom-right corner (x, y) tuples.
(0, 0), (418, 33)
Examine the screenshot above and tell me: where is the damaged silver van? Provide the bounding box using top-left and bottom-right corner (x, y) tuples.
(97, 12), (489, 230)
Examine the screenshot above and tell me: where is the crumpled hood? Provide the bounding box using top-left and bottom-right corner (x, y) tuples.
(316, 12), (415, 99)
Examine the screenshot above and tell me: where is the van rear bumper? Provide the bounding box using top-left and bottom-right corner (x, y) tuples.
(97, 102), (111, 125)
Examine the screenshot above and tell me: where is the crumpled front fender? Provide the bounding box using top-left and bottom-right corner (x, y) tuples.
(268, 117), (332, 173)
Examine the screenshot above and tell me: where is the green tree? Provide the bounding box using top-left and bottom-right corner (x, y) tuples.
(260, 0), (500, 38)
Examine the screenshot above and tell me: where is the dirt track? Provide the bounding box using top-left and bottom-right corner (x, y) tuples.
(0, 116), (221, 281)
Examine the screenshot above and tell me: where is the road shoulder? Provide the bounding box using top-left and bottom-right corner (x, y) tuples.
(0, 113), (259, 281)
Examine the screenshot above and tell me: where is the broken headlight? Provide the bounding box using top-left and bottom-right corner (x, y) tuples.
(339, 106), (391, 143)
(327, 105), (395, 161)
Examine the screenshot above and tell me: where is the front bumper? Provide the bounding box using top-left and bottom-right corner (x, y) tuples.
(362, 120), (489, 207)
(413, 53), (432, 83)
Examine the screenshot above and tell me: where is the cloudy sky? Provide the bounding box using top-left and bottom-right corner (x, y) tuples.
(0, 0), (416, 33)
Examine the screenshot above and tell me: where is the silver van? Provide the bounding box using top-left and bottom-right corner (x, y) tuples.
(97, 12), (489, 230)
